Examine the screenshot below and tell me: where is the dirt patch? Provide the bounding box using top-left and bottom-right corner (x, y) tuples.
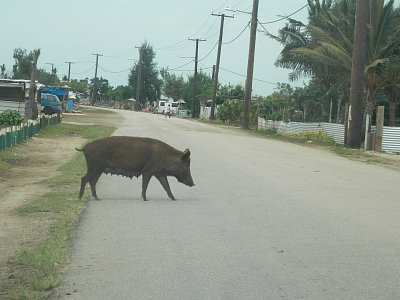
(0, 108), (122, 295)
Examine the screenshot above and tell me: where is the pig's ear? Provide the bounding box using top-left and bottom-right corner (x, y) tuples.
(181, 148), (191, 160)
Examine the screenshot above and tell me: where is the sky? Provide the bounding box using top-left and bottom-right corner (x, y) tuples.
(1, 0), (312, 96)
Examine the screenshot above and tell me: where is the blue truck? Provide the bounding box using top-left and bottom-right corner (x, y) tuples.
(40, 86), (69, 115)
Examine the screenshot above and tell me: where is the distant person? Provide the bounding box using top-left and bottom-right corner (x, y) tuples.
(166, 107), (171, 118)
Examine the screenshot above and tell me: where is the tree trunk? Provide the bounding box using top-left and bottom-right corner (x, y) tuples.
(26, 49), (40, 120)
(347, 0), (368, 148)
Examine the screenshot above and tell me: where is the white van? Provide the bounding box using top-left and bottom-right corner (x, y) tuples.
(157, 100), (166, 114)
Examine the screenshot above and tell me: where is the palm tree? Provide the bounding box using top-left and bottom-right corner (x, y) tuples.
(364, 0), (400, 115)
(272, 0), (400, 129)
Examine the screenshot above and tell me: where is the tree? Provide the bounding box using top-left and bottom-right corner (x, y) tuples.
(89, 77), (110, 103)
(26, 49), (40, 120)
(68, 78), (90, 94)
(12, 48), (35, 79)
(37, 68), (60, 86)
(218, 84), (245, 103)
(0, 64), (7, 79)
(160, 69), (185, 100)
(272, 0), (400, 140)
(182, 71), (213, 116)
(128, 41), (162, 107)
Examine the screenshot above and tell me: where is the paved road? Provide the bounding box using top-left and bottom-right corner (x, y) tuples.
(54, 110), (400, 299)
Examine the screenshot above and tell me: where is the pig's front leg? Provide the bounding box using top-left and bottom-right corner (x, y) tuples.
(156, 175), (176, 200)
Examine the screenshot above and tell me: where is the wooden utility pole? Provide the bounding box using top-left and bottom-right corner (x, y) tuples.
(135, 46), (143, 106)
(45, 62), (54, 75)
(347, 0), (368, 148)
(374, 106), (384, 151)
(92, 53), (102, 105)
(210, 13), (234, 120)
(65, 61), (75, 82)
(243, 0), (259, 129)
(188, 38), (206, 118)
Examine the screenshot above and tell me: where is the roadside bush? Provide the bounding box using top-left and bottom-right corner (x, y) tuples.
(285, 130), (336, 145)
(0, 109), (24, 126)
(217, 100), (257, 127)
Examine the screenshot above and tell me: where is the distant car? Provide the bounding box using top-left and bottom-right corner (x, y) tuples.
(41, 93), (62, 115)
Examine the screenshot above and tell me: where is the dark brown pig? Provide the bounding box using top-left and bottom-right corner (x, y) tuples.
(76, 136), (194, 201)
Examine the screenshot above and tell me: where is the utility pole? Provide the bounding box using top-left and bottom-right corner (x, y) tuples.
(188, 38), (206, 118)
(135, 46), (143, 106)
(65, 61), (75, 82)
(92, 53), (103, 105)
(45, 62), (54, 75)
(243, 0), (259, 129)
(347, 0), (368, 148)
(210, 13), (234, 120)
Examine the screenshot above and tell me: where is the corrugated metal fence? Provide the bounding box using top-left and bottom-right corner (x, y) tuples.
(0, 114), (59, 150)
(382, 127), (400, 153)
(258, 117), (399, 153)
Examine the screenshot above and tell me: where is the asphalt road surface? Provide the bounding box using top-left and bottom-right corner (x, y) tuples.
(53, 110), (400, 300)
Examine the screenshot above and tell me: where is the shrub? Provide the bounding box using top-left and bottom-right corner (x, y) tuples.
(217, 100), (257, 127)
(0, 110), (24, 126)
(285, 130), (336, 145)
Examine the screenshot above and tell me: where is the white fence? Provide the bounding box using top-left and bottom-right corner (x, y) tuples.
(258, 117), (400, 153)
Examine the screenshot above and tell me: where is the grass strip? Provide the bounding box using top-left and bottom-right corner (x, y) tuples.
(6, 122), (115, 299)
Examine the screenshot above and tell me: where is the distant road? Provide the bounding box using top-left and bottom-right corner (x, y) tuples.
(53, 110), (400, 300)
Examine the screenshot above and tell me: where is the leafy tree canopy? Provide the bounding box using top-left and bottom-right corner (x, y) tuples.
(128, 41), (162, 106)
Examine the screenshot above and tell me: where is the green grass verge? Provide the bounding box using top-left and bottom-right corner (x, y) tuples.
(5, 123), (115, 300)
(79, 106), (117, 114)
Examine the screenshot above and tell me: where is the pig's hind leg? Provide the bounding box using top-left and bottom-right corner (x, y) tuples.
(156, 175), (176, 200)
(79, 169), (102, 200)
(141, 174), (152, 201)
(88, 171), (102, 200)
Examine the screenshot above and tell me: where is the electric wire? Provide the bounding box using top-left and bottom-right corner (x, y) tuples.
(168, 59), (195, 71)
(98, 65), (132, 74)
(223, 21), (250, 45)
(71, 65), (96, 75)
(219, 66), (277, 85)
(260, 3), (309, 24)
(198, 41), (219, 62)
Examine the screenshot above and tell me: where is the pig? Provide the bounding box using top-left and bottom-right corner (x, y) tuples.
(76, 136), (194, 201)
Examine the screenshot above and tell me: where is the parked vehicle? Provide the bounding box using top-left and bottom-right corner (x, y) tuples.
(41, 93), (62, 115)
(155, 98), (186, 115)
(157, 100), (166, 114)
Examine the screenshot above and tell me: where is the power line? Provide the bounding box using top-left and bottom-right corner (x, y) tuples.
(260, 3), (309, 24)
(98, 65), (132, 74)
(198, 41), (219, 62)
(223, 21), (250, 44)
(168, 59), (195, 71)
(155, 0), (229, 51)
(219, 66), (277, 85)
(71, 65), (96, 75)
